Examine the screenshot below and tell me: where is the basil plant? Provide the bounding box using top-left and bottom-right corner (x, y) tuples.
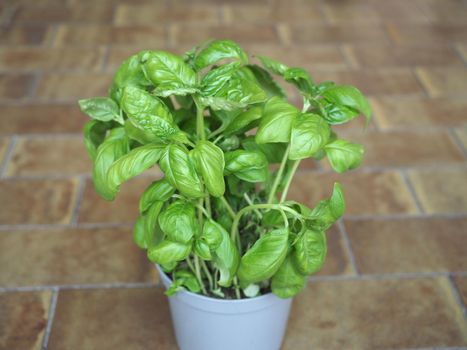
(79, 40), (371, 299)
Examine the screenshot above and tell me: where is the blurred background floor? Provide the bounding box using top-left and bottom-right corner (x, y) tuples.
(0, 0), (467, 349)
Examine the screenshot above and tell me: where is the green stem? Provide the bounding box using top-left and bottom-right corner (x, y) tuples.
(205, 195), (212, 217)
(280, 160), (300, 203)
(267, 144), (290, 204)
(195, 98), (205, 140)
(233, 277), (241, 299)
(185, 257), (196, 275)
(220, 196), (236, 219)
(243, 193), (262, 219)
(200, 259), (214, 292)
(194, 255), (207, 295)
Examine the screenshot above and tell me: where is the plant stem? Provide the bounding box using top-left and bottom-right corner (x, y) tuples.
(233, 277), (241, 299)
(220, 196), (236, 219)
(280, 160), (300, 203)
(205, 195), (212, 217)
(194, 255), (207, 295)
(243, 193), (262, 219)
(200, 259), (214, 291)
(185, 257), (196, 275)
(195, 98), (205, 140)
(267, 144), (290, 204)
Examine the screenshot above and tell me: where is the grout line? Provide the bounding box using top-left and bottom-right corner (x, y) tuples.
(100, 45), (112, 72)
(0, 135), (17, 178)
(70, 176), (86, 226)
(412, 66), (432, 98)
(448, 128), (467, 159)
(276, 23), (292, 46)
(0, 282), (159, 293)
(400, 170), (425, 214)
(41, 288), (58, 350)
(337, 220), (360, 275)
(308, 271), (467, 283)
(447, 275), (467, 322)
(452, 43), (467, 67)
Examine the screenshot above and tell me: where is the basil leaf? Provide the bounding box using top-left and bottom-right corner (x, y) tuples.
(319, 100), (359, 125)
(237, 228), (289, 286)
(124, 120), (163, 145)
(133, 215), (147, 249)
(79, 97), (123, 124)
(166, 269), (201, 296)
(255, 97), (298, 144)
(322, 85), (372, 124)
(160, 144), (204, 198)
(242, 136), (287, 163)
(309, 183), (345, 230)
(224, 150), (268, 183)
(292, 229), (327, 275)
(92, 128), (129, 201)
(198, 96), (246, 111)
(211, 221), (240, 287)
(247, 64), (286, 98)
(143, 51), (198, 97)
(271, 255), (306, 299)
(194, 240), (212, 260)
(135, 201), (165, 249)
(324, 139), (364, 173)
(159, 200), (198, 244)
(224, 106), (262, 136)
(194, 40), (248, 70)
(218, 135), (240, 152)
(83, 120), (111, 161)
(284, 67), (314, 95)
(147, 240), (191, 266)
(121, 86), (179, 140)
(289, 113), (331, 160)
(191, 140), (225, 197)
(139, 178), (175, 213)
(258, 55), (289, 76)
(107, 144), (166, 195)
(201, 219), (223, 249)
(201, 62), (242, 97)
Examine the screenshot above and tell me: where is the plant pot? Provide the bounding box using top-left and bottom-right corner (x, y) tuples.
(156, 265), (293, 350)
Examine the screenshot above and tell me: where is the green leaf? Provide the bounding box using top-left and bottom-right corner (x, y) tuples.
(194, 40), (248, 70)
(237, 228), (289, 286)
(198, 96), (246, 111)
(242, 136), (287, 163)
(147, 240), (191, 266)
(292, 229), (327, 275)
(92, 128), (129, 201)
(309, 183), (345, 230)
(319, 100), (359, 125)
(322, 85), (372, 124)
(143, 51), (198, 97)
(271, 255), (306, 299)
(284, 67), (314, 95)
(191, 140), (225, 197)
(194, 240), (212, 260)
(142, 201), (165, 249)
(247, 64), (286, 98)
(165, 269), (201, 296)
(324, 139), (364, 173)
(224, 106), (262, 136)
(158, 200), (198, 244)
(107, 144), (166, 195)
(211, 221), (240, 287)
(139, 178), (175, 213)
(124, 119), (163, 145)
(255, 97), (299, 144)
(160, 144), (204, 198)
(79, 97), (122, 124)
(133, 215), (147, 249)
(224, 150), (268, 183)
(121, 86), (179, 140)
(201, 62), (242, 97)
(258, 55), (289, 76)
(289, 113), (331, 160)
(83, 120), (111, 161)
(201, 219), (224, 250)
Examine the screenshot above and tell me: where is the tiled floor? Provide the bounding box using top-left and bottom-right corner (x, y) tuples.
(0, 0), (466, 349)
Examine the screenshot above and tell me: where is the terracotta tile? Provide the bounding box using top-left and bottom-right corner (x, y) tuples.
(338, 130), (464, 167)
(174, 24), (279, 46)
(0, 228), (157, 287)
(416, 67), (467, 97)
(454, 277), (467, 307)
(0, 291), (51, 350)
(48, 288), (177, 350)
(0, 47), (105, 72)
(226, 3), (325, 23)
(369, 0), (429, 21)
(0, 104), (88, 135)
(317, 226), (354, 276)
(455, 125), (467, 150)
(287, 171), (418, 216)
(371, 96), (467, 129)
(386, 23), (467, 46)
(0, 73), (33, 99)
(346, 217), (467, 274)
(0, 25), (51, 45)
(414, 0), (467, 24)
(0, 178), (78, 224)
(114, 4), (221, 24)
(35, 73), (113, 101)
(54, 25), (167, 46)
(346, 45), (463, 67)
(409, 169), (467, 214)
(322, 1), (382, 24)
(284, 277), (467, 349)
(14, 3), (114, 23)
(457, 44), (467, 62)
(78, 176), (161, 224)
(290, 24), (390, 45)
(314, 69), (424, 96)
(6, 137), (90, 176)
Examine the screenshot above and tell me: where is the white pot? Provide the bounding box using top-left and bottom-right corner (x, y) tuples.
(156, 265), (293, 350)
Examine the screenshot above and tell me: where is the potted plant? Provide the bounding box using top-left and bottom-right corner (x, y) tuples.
(79, 39), (371, 350)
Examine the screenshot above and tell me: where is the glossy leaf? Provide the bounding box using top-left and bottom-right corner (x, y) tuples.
(258, 55), (288, 76)
(255, 97), (298, 144)
(191, 140), (225, 197)
(124, 119), (163, 145)
(79, 97), (122, 124)
(309, 183), (345, 230)
(166, 269), (201, 296)
(292, 229), (327, 275)
(322, 85), (372, 124)
(201, 219), (223, 249)
(139, 178), (175, 213)
(284, 67), (314, 95)
(135, 201), (165, 249)
(271, 255), (306, 299)
(147, 240), (191, 266)
(160, 144), (204, 198)
(324, 139), (364, 173)
(194, 240), (212, 260)
(224, 150), (268, 183)
(247, 64), (286, 98)
(194, 40), (248, 70)
(289, 113), (331, 160)
(242, 136), (287, 163)
(83, 120), (111, 161)
(238, 228), (289, 286)
(319, 100), (359, 125)
(201, 62), (242, 97)
(211, 221), (240, 287)
(158, 200), (198, 244)
(224, 106), (262, 136)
